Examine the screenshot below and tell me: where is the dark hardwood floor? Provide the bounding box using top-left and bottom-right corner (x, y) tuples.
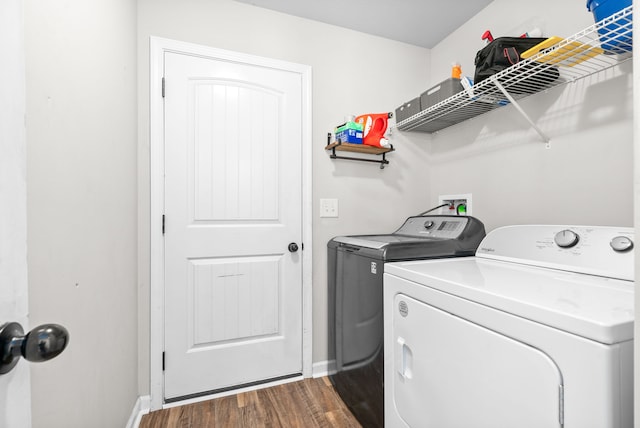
(139, 377), (363, 427)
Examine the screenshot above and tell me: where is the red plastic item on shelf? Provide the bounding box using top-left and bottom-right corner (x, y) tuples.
(355, 113), (391, 148)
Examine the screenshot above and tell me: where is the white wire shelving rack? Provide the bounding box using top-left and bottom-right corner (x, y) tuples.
(396, 5), (633, 143)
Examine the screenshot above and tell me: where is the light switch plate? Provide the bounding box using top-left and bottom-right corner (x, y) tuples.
(320, 198), (339, 218)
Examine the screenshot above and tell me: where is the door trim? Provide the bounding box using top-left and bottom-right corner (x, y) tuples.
(148, 36), (313, 410)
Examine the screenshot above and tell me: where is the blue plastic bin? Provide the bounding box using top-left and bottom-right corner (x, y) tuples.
(586, 0), (633, 54)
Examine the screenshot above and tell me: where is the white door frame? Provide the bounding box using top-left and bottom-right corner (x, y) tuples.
(149, 36), (313, 410)
(0, 0), (32, 425)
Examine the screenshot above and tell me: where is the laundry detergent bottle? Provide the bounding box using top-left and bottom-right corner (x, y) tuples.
(355, 113), (392, 148)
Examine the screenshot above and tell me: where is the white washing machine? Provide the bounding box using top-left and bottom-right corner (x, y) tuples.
(383, 225), (634, 428)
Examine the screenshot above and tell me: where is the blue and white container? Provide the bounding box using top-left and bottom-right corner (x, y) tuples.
(586, 0), (632, 54)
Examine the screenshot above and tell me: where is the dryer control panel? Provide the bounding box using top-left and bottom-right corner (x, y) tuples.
(476, 225), (634, 281)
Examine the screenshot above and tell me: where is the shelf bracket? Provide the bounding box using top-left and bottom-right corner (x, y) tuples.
(326, 133), (391, 169)
(329, 148), (390, 169)
(490, 76), (551, 147)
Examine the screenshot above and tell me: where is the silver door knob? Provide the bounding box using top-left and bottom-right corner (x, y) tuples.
(288, 243), (299, 252)
(0, 322), (69, 374)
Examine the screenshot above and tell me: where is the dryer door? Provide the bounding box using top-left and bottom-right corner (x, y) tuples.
(392, 294), (563, 428)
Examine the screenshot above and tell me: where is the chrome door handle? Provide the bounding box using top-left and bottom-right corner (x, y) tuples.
(0, 322), (69, 374)
(288, 242), (299, 252)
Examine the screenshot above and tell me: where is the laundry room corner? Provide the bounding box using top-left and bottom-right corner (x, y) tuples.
(4, 0), (639, 426)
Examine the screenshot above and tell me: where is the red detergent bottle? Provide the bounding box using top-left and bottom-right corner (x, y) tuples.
(355, 113), (392, 148)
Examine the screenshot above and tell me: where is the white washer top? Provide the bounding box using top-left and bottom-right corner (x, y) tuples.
(384, 225), (635, 345)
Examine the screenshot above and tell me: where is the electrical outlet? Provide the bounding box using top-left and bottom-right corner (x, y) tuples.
(438, 193), (472, 216)
(320, 198), (339, 218)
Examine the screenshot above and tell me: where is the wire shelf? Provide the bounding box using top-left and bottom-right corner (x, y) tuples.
(396, 5), (633, 134)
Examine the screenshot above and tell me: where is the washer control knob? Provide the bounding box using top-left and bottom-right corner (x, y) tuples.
(610, 236), (634, 252)
(554, 229), (580, 248)
(424, 220), (435, 229)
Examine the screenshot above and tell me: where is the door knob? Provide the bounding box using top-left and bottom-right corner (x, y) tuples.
(0, 322), (69, 375)
(288, 242), (299, 252)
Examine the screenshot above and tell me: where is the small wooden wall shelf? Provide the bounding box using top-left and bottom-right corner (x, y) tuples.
(325, 133), (394, 169)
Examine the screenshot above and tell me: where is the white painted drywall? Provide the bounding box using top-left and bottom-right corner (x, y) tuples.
(426, 0), (633, 232)
(0, 1), (31, 426)
(137, 0), (433, 394)
(24, 1), (138, 427)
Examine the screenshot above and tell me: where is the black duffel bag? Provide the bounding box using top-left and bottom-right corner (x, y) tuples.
(474, 37), (559, 94)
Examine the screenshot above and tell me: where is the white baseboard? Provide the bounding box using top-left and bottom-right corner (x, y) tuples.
(312, 359), (336, 378)
(126, 395), (150, 428)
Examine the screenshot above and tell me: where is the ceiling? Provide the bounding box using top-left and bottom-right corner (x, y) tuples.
(234, 0), (494, 48)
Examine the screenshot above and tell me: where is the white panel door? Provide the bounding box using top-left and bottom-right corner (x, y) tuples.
(391, 294), (563, 428)
(0, 0), (32, 425)
(163, 51), (303, 400)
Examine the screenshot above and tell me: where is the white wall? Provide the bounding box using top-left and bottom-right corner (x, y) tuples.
(425, 0), (633, 232)
(137, 0), (433, 394)
(24, 1), (138, 427)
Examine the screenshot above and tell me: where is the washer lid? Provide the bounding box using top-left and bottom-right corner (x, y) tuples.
(385, 257), (634, 344)
(331, 234), (440, 249)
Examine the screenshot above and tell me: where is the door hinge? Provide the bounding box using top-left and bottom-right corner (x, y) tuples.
(162, 77), (165, 98)
(559, 384), (564, 426)
(162, 215), (165, 235)
(162, 352), (165, 371)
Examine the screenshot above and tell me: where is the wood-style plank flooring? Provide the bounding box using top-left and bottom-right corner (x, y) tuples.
(139, 377), (362, 428)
